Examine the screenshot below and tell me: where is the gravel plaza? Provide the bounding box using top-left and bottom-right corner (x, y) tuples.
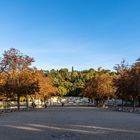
(0, 107), (140, 140)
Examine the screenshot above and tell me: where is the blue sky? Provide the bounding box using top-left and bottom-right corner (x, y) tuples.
(0, 0), (140, 70)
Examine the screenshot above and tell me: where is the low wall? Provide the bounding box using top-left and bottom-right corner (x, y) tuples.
(48, 97), (92, 106)
(109, 106), (140, 114)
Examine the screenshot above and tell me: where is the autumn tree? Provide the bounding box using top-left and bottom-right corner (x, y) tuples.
(114, 60), (131, 109)
(113, 60), (140, 111)
(33, 70), (57, 105)
(128, 59), (140, 109)
(0, 48), (39, 110)
(0, 73), (8, 100)
(114, 59), (140, 110)
(17, 69), (39, 109)
(83, 70), (115, 106)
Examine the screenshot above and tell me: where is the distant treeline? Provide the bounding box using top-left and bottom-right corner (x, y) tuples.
(45, 60), (140, 108)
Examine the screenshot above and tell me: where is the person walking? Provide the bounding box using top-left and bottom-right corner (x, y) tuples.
(32, 101), (36, 109)
(61, 102), (64, 107)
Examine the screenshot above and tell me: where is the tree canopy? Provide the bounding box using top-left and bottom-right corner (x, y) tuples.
(0, 48), (140, 109)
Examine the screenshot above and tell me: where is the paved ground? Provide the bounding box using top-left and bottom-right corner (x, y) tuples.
(0, 107), (140, 140)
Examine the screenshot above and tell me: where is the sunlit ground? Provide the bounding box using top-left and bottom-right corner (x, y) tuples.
(0, 107), (140, 140)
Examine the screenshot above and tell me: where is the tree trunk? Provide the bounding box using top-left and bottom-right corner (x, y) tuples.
(17, 94), (20, 111)
(138, 99), (140, 107)
(132, 98), (135, 112)
(91, 98), (93, 103)
(121, 99), (124, 111)
(102, 100), (106, 108)
(44, 97), (46, 108)
(96, 99), (99, 107)
(26, 95), (29, 110)
(6, 98), (8, 109)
